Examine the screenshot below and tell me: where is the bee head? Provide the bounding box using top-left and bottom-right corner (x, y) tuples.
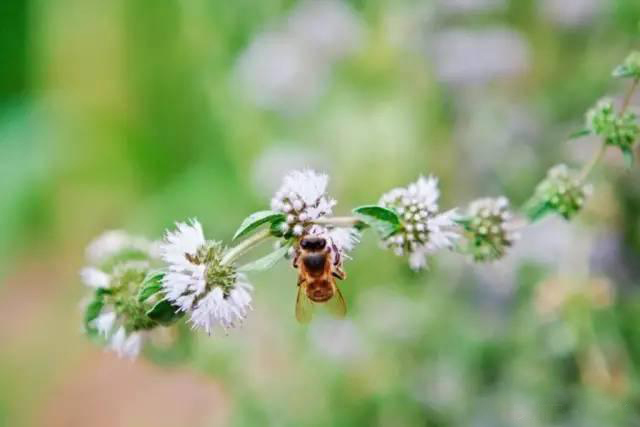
(300, 235), (327, 251)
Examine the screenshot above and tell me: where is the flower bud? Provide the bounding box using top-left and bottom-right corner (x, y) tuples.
(461, 197), (518, 262)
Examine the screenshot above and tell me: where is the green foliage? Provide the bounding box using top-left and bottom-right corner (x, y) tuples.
(145, 300), (183, 326)
(233, 210), (286, 241)
(353, 205), (401, 238)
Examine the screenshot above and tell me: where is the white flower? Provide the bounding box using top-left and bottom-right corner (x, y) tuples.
(379, 175), (460, 270)
(160, 220), (253, 334)
(86, 230), (160, 264)
(327, 227), (360, 254)
(271, 169), (337, 235)
(110, 327), (144, 359)
(80, 267), (111, 289)
(95, 311), (117, 337)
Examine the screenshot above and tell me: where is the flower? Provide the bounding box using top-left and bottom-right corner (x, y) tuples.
(81, 261), (155, 359)
(379, 175), (460, 270)
(586, 98), (639, 151)
(526, 164), (592, 220)
(270, 169), (337, 237)
(160, 220), (253, 334)
(461, 196), (519, 261)
(85, 230), (161, 265)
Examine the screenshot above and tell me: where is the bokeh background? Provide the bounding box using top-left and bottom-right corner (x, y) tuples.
(3, 0), (640, 426)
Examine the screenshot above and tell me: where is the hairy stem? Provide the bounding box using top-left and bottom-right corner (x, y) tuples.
(579, 77), (639, 182)
(221, 228), (272, 266)
(312, 216), (363, 228)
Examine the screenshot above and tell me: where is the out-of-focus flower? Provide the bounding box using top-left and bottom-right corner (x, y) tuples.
(379, 176), (460, 270)
(233, 0), (363, 113)
(428, 27), (531, 85)
(525, 164), (592, 220)
(438, 0), (506, 14)
(586, 98), (639, 154)
(460, 196), (519, 262)
(541, 0), (600, 28)
(161, 220), (253, 334)
(81, 260), (155, 359)
(286, 0), (363, 63)
(85, 230), (160, 264)
(271, 169), (337, 237)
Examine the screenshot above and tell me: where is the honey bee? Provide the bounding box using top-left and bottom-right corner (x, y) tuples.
(292, 233), (347, 323)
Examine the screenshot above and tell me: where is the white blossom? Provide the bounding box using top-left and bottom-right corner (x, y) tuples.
(86, 230), (160, 264)
(160, 220), (253, 334)
(110, 327), (144, 359)
(80, 267), (111, 289)
(271, 169), (337, 235)
(380, 175), (460, 270)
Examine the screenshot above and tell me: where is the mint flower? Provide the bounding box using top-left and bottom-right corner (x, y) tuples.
(586, 98), (639, 154)
(270, 169), (337, 237)
(160, 220), (253, 334)
(379, 176), (460, 270)
(460, 197), (519, 261)
(526, 164), (592, 221)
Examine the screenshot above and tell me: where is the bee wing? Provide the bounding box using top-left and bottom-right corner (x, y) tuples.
(324, 284), (347, 319)
(295, 282), (314, 324)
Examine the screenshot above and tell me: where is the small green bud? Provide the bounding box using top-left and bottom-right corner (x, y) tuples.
(462, 197), (518, 262)
(585, 98), (639, 157)
(525, 164), (591, 221)
(612, 51), (640, 79)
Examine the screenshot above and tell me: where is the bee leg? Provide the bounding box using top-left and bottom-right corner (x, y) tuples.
(332, 266), (346, 280)
(292, 248), (300, 268)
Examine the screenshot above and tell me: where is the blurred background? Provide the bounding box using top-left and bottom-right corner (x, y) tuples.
(2, 0), (640, 426)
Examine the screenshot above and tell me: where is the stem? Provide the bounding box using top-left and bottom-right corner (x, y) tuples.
(578, 77), (639, 182)
(312, 216), (362, 228)
(221, 228), (272, 266)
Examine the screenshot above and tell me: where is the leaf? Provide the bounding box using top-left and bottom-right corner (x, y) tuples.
(569, 129), (591, 139)
(525, 200), (553, 222)
(622, 147), (635, 169)
(238, 244), (291, 272)
(146, 300), (183, 325)
(138, 270), (165, 302)
(233, 211), (285, 241)
(84, 298), (104, 335)
(353, 205), (401, 238)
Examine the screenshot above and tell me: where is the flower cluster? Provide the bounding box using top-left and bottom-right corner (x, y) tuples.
(526, 164), (592, 220)
(460, 197), (519, 262)
(160, 220), (253, 334)
(378, 176), (460, 270)
(270, 169), (337, 236)
(81, 231), (162, 359)
(586, 98), (639, 152)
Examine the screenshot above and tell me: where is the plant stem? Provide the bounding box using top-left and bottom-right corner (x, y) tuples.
(221, 228), (272, 266)
(312, 216), (363, 228)
(578, 77), (639, 182)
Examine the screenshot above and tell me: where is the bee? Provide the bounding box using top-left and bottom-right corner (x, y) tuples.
(292, 233), (347, 323)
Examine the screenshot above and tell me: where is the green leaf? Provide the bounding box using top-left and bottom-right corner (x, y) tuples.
(238, 244), (291, 272)
(138, 270), (165, 302)
(525, 200), (553, 222)
(622, 147), (635, 169)
(146, 300), (183, 326)
(84, 298), (104, 335)
(353, 205), (401, 238)
(233, 211), (285, 241)
(569, 129), (591, 139)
